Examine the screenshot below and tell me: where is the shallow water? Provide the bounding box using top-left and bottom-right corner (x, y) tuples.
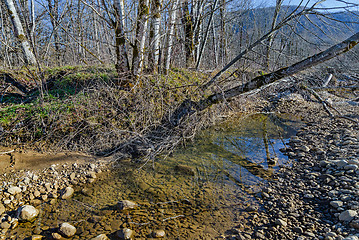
(10, 113), (302, 239)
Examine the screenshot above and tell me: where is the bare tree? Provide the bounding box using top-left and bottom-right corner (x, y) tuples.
(3, 0), (37, 65)
(164, 0), (179, 74)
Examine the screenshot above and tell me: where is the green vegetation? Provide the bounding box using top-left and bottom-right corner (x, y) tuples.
(0, 66), (209, 153)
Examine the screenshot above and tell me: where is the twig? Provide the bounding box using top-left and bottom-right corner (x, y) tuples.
(322, 74), (333, 87)
(0, 149), (15, 155)
(162, 215), (185, 221)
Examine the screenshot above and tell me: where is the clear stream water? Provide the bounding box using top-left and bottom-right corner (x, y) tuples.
(10, 113), (303, 239)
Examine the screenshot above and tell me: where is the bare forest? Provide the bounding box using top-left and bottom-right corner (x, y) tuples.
(0, 0), (359, 156)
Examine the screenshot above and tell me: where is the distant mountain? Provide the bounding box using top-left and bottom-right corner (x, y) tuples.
(229, 5), (359, 44)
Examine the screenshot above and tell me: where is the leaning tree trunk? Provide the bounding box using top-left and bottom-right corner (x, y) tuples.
(169, 31), (359, 125)
(4, 0), (37, 65)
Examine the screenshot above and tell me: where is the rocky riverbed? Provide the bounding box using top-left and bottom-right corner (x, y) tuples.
(226, 92), (359, 240)
(0, 89), (358, 240)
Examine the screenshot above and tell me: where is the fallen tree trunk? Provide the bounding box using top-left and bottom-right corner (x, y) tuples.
(0, 72), (29, 94)
(169, 31), (359, 125)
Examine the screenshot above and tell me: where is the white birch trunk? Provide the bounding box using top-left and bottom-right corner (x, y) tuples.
(152, 0), (161, 72)
(164, 0), (179, 74)
(4, 0), (37, 65)
(132, 0), (150, 77)
(138, 12), (149, 73)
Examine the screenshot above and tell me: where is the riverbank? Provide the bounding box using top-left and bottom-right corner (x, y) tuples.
(228, 91), (359, 239)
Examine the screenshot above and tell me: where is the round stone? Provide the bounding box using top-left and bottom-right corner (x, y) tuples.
(152, 229), (166, 238)
(60, 187), (74, 199)
(116, 228), (134, 240)
(16, 205), (39, 222)
(8, 186), (21, 195)
(339, 210), (357, 222)
(91, 234), (110, 240)
(58, 222), (76, 237)
(117, 200), (137, 210)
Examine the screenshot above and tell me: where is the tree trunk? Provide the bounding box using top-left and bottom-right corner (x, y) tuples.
(151, 0), (161, 73)
(265, 0), (283, 71)
(181, 0), (195, 67)
(132, 0), (150, 78)
(195, 0), (218, 69)
(114, 0), (130, 74)
(4, 0), (37, 65)
(164, 0), (179, 74)
(48, 0), (60, 63)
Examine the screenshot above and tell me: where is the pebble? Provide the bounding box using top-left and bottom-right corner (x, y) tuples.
(117, 200), (137, 210)
(7, 187), (21, 195)
(31, 235), (44, 240)
(60, 187), (74, 199)
(91, 234), (110, 240)
(330, 201), (344, 208)
(152, 229), (166, 238)
(0, 222), (10, 230)
(339, 210), (357, 222)
(52, 232), (62, 240)
(58, 222), (76, 237)
(0, 204), (5, 215)
(275, 219), (287, 227)
(16, 205), (39, 222)
(116, 228), (134, 240)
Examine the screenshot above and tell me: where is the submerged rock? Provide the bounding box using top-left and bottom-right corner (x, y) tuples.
(116, 228), (134, 240)
(152, 229), (166, 238)
(58, 222), (77, 237)
(117, 200), (137, 210)
(16, 205), (39, 222)
(174, 164), (195, 175)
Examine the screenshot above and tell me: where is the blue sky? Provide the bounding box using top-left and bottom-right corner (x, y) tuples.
(254, 0), (358, 11)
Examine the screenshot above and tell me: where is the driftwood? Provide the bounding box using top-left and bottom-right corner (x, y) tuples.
(169, 31), (359, 125)
(302, 84), (359, 124)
